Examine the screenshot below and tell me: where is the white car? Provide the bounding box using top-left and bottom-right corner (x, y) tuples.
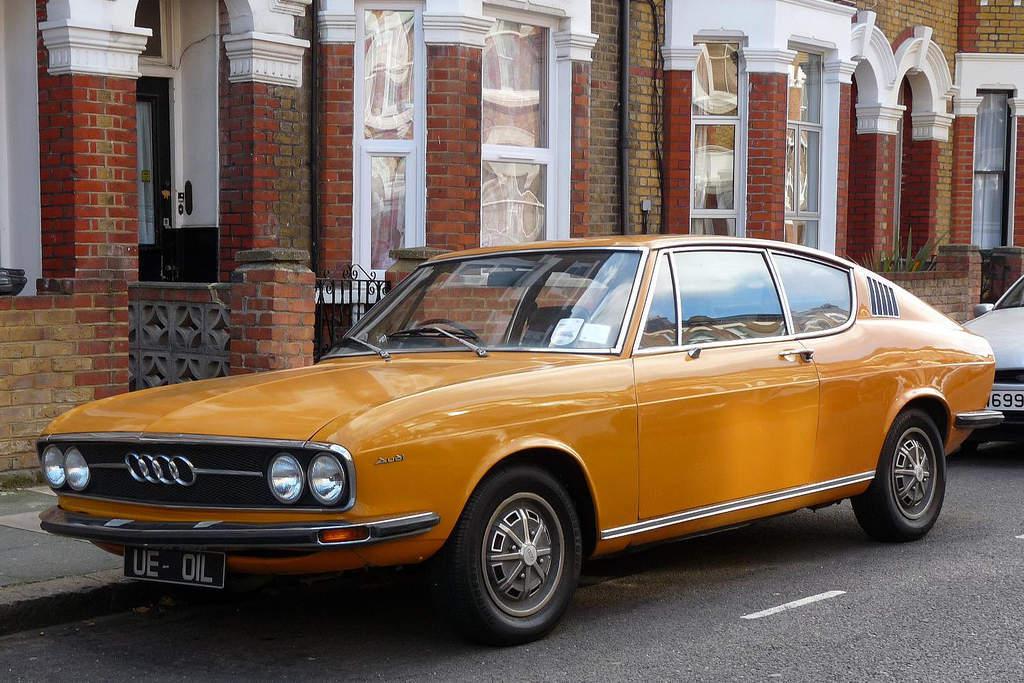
(964, 276), (1024, 448)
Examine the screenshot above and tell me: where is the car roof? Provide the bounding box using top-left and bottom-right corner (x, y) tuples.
(429, 235), (858, 270)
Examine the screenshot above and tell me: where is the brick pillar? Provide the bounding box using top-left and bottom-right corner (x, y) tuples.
(229, 249), (315, 373)
(936, 244), (982, 311)
(745, 71), (788, 240)
(663, 69), (692, 234)
(902, 138), (942, 249)
(570, 61), (592, 238)
(425, 44), (483, 252)
(958, 0), (980, 52)
(848, 133), (898, 263)
(835, 82), (853, 256)
(990, 247), (1024, 301)
(319, 41), (355, 273)
(219, 26), (309, 282)
(951, 114), (977, 244)
(36, 6), (144, 283)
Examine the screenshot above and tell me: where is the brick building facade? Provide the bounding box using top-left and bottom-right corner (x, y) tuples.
(1, 0), (1023, 474)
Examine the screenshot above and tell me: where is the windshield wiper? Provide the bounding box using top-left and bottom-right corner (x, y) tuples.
(389, 326), (488, 357)
(342, 335), (390, 360)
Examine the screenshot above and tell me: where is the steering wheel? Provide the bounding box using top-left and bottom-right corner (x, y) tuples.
(417, 318), (480, 340)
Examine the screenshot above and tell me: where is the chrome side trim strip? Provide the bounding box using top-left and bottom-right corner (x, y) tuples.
(600, 471), (875, 541)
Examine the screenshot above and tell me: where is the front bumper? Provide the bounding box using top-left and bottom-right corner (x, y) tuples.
(955, 410), (1005, 430)
(39, 507), (440, 550)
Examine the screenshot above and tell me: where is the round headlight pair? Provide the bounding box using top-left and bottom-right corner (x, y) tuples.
(41, 445), (90, 491)
(268, 452), (346, 506)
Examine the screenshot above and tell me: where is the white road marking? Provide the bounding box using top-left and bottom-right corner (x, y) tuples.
(1016, 534), (1024, 540)
(741, 590), (846, 620)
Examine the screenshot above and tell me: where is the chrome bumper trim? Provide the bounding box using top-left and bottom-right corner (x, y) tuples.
(600, 471), (876, 541)
(39, 507), (439, 550)
(955, 410), (1004, 430)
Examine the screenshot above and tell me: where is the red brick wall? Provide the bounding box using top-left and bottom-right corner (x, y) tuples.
(571, 61), (592, 238)
(0, 281), (129, 472)
(888, 245), (981, 322)
(745, 72), (787, 240)
(425, 45), (482, 252)
(848, 131), (898, 262)
(319, 42), (355, 274)
(36, 1), (139, 282)
(950, 115), (975, 244)
(663, 69), (691, 234)
(835, 83), (852, 256)
(958, 0), (979, 52)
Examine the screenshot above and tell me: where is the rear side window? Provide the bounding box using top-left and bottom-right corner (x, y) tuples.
(672, 250), (786, 345)
(639, 254), (678, 348)
(772, 253), (852, 334)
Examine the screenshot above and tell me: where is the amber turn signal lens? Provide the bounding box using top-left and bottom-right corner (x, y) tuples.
(319, 527), (370, 544)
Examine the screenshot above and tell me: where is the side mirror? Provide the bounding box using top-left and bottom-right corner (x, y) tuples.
(972, 303), (994, 319)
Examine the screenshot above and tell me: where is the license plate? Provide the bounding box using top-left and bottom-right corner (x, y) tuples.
(124, 547), (225, 589)
(987, 390), (1024, 411)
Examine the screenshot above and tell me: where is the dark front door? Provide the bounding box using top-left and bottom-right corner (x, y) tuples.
(136, 77), (173, 281)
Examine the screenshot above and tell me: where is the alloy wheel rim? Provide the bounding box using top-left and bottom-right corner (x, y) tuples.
(890, 426), (936, 520)
(481, 492), (564, 618)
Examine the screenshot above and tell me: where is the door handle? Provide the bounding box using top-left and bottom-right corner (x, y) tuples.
(779, 348), (814, 362)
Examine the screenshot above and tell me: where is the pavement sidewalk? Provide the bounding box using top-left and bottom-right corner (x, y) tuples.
(0, 487), (161, 635)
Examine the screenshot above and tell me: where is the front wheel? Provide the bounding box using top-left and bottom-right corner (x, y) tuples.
(852, 409), (946, 542)
(431, 465), (582, 645)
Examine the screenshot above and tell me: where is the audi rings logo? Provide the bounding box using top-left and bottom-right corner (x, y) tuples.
(125, 453), (197, 487)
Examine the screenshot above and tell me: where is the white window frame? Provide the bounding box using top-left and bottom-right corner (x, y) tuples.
(784, 48), (823, 248)
(971, 90), (1014, 249)
(353, 2), (426, 276)
(137, 0), (176, 68)
(690, 39), (747, 237)
(479, 6), (561, 245)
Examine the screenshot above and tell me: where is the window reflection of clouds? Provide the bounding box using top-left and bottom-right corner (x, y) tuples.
(363, 10), (415, 140)
(773, 254), (851, 334)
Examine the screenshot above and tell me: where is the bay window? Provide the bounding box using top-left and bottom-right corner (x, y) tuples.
(784, 51), (822, 248)
(972, 92), (1013, 249)
(481, 18), (552, 247)
(691, 41), (741, 236)
(355, 6), (424, 273)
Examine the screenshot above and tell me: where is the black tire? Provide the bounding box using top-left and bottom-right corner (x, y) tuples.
(431, 465), (582, 646)
(852, 409), (946, 542)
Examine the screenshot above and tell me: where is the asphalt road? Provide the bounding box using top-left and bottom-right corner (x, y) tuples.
(2, 443), (1023, 681)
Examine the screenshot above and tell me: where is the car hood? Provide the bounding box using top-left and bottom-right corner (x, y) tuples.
(964, 307), (1024, 370)
(44, 353), (594, 442)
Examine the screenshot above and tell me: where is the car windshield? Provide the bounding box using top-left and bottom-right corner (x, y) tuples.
(327, 249), (643, 357)
(996, 277), (1024, 310)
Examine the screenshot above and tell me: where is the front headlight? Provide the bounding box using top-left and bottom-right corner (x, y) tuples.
(42, 445), (66, 488)
(269, 453), (304, 504)
(64, 447), (90, 491)
(308, 453), (346, 505)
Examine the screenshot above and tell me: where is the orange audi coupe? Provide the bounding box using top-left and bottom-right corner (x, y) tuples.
(38, 237), (1001, 644)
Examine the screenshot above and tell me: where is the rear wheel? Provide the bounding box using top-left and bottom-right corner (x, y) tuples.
(852, 409), (946, 542)
(431, 465), (582, 645)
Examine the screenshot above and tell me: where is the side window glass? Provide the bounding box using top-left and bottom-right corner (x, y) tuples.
(673, 250), (786, 345)
(639, 255), (678, 349)
(772, 253), (852, 333)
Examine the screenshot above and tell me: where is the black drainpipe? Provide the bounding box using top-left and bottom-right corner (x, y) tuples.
(619, 0), (631, 235)
(309, 0), (322, 276)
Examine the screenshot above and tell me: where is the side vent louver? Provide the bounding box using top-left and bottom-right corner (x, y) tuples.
(867, 277), (899, 318)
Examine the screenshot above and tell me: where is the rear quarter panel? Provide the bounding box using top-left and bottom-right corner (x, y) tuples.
(811, 269), (995, 481)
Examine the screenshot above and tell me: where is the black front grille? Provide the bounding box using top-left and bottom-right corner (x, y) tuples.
(39, 440), (350, 510)
(994, 369), (1024, 385)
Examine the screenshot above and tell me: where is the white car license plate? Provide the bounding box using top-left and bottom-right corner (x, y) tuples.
(124, 547), (225, 589)
(987, 390), (1024, 411)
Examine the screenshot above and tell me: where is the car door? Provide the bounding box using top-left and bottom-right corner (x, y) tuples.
(632, 248), (820, 521)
